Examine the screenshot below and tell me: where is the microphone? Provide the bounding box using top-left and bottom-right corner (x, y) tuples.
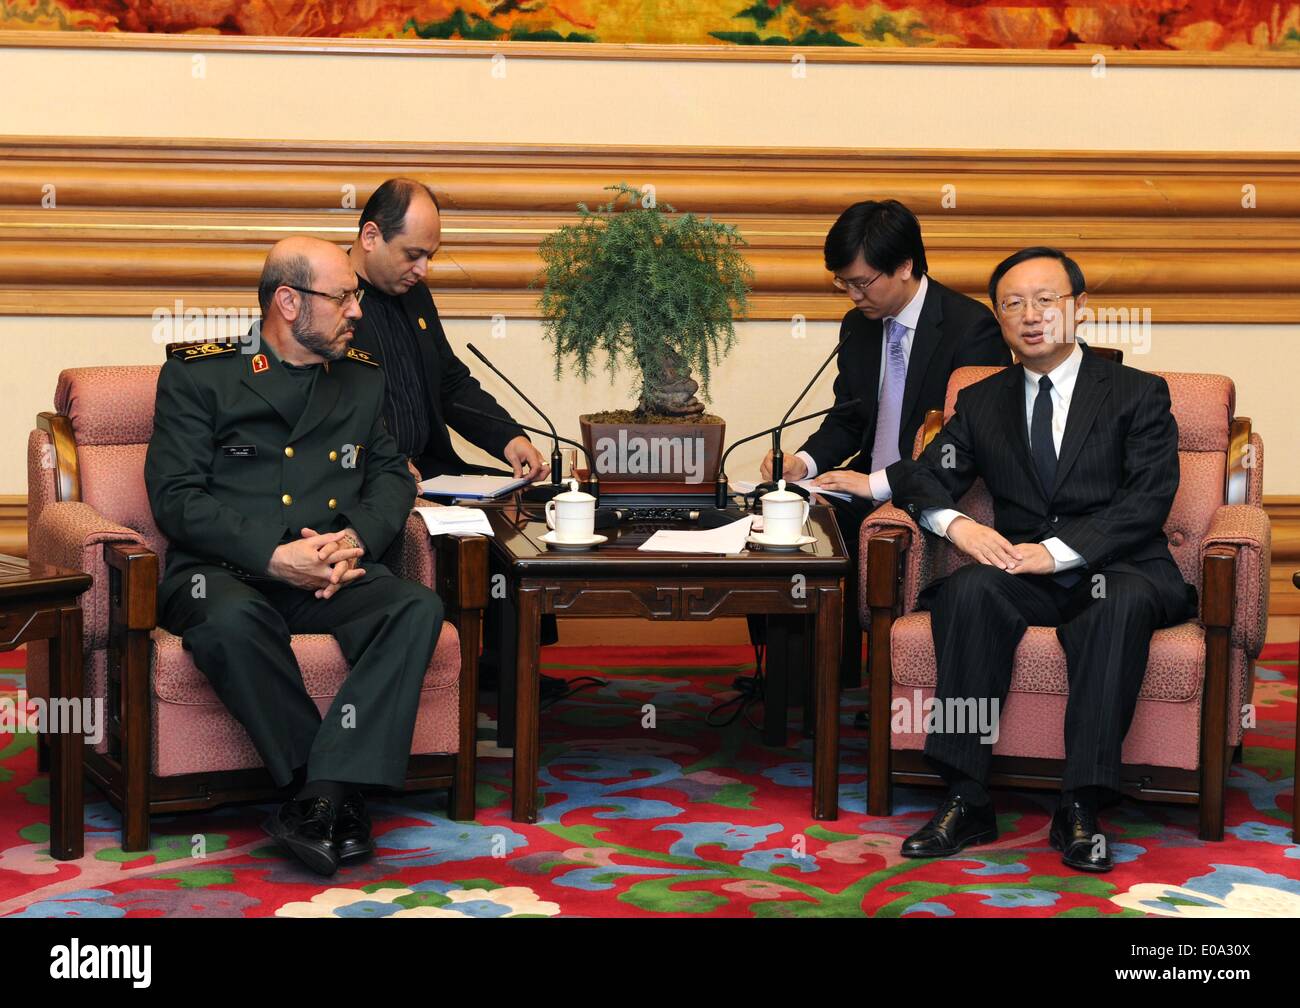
(765, 333), (850, 493)
(715, 399), (861, 507)
(465, 342), (564, 489)
(452, 403), (599, 505)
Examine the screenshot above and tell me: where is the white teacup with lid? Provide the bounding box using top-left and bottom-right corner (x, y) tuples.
(760, 479), (811, 543)
(544, 479), (597, 542)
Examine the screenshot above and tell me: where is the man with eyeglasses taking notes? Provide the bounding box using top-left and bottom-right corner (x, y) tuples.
(762, 199), (1008, 683)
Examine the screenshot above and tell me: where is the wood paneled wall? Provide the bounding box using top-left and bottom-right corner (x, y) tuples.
(2, 138), (1298, 321)
(1, 136), (1297, 612)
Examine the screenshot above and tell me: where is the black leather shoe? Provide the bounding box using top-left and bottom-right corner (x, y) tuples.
(335, 792), (375, 865)
(901, 793), (998, 858)
(269, 796), (339, 876)
(1050, 802), (1113, 872)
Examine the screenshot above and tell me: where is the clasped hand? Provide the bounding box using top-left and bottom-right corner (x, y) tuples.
(946, 517), (1055, 575)
(267, 528), (366, 599)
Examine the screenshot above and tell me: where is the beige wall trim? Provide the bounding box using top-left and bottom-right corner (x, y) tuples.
(2, 137), (1298, 322)
(6, 29), (1300, 68)
(0, 494), (26, 559)
(1269, 495), (1300, 616)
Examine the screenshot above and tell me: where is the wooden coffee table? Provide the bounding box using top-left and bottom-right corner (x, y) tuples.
(0, 555), (91, 860)
(484, 503), (849, 823)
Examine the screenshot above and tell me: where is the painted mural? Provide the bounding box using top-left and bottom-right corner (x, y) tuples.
(2, 0), (1299, 53)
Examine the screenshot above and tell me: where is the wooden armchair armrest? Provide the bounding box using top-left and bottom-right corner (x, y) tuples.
(1197, 544), (1239, 842)
(1200, 504), (1271, 657)
(104, 542), (158, 633)
(431, 532), (488, 824)
(101, 543), (157, 842)
(433, 534), (489, 615)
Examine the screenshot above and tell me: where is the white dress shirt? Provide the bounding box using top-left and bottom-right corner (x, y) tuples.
(797, 275), (928, 481)
(874, 343), (1087, 573)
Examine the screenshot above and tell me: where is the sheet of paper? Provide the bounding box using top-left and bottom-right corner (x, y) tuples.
(637, 515), (754, 554)
(729, 478), (853, 502)
(413, 505), (494, 537)
(418, 474), (530, 499)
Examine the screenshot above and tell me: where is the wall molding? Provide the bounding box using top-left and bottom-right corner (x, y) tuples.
(2, 137), (1299, 322)
(0, 495), (25, 558)
(6, 28), (1300, 68)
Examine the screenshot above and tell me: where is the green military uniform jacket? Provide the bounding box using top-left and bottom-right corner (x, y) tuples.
(145, 329), (415, 600)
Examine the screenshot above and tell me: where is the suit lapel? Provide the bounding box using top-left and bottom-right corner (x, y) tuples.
(1050, 348), (1112, 496)
(240, 334), (303, 430)
(399, 287), (442, 418)
(289, 358), (341, 442)
(1001, 363), (1042, 496)
(898, 282), (943, 430)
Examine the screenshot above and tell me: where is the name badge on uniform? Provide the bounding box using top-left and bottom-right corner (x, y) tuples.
(222, 445), (257, 458)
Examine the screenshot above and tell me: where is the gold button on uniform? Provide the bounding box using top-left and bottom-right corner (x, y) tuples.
(328, 498), (337, 509)
(329, 450), (338, 462)
(281, 493), (292, 506)
(284, 446), (294, 458)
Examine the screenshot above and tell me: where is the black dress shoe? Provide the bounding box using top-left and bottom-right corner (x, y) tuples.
(335, 792), (375, 865)
(901, 793), (998, 858)
(1050, 802), (1113, 873)
(269, 796), (339, 876)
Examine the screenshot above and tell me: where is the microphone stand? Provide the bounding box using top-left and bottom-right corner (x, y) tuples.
(757, 333), (850, 497)
(453, 403), (600, 506)
(715, 400), (862, 508)
(465, 342), (565, 495)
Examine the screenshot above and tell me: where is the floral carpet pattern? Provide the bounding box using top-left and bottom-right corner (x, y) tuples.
(0, 643), (1296, 918)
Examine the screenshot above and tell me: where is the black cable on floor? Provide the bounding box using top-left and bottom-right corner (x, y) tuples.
(539, 675), (607, 710)
(706, 643), (765, 729)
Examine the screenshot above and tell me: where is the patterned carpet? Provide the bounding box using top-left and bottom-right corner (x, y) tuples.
(0, 642), (1296, 918)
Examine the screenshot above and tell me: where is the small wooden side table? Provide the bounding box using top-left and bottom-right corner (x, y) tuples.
(0, 555), (91, 860)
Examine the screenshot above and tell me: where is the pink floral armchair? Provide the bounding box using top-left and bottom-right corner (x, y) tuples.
(26, 365), (486, 853)
(860, 366), (1269, 841)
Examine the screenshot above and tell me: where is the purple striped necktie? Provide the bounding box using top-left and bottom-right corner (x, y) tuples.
(870, 317), (910, 471)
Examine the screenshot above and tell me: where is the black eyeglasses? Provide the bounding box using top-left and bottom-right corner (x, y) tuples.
(286, 285), (361, 307)
(832, 272), (884, 297)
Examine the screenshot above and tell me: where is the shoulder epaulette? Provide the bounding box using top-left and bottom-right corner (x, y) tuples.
(346, 347), (381, 368)
(169, 342), (239, 362)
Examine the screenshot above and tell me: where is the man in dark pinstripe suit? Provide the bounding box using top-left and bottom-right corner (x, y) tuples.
(874, 247), (1197, 872)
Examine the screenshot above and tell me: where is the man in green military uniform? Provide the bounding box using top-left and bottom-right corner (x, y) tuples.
(145, 236), (443, 877)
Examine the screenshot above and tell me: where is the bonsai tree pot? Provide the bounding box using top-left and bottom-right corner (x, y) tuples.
(580, 414), (725, 484)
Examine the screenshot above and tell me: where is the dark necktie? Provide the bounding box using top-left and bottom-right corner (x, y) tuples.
(1031, 374), (1057, 496)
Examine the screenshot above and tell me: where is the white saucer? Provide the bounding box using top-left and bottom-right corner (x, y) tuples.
(540, 530), (607, 551)
(746, 532), (816, 551)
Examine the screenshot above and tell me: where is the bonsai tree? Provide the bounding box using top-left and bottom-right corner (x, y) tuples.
(537, 183), (753, 419)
